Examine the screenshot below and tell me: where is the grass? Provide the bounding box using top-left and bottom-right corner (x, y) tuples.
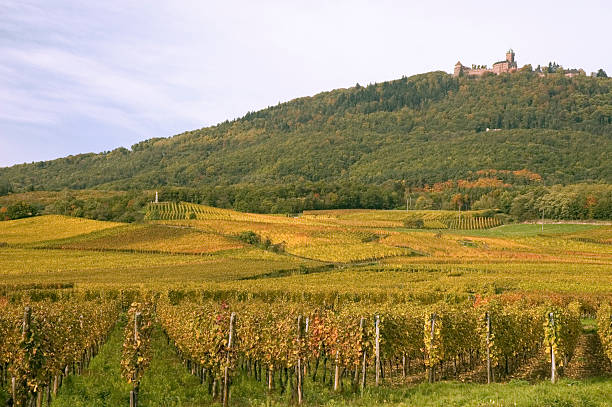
(51, 318), (132, 407)
(52, 320), (212, 407)
(225, 377), (612, 406)
(137, 327), (212, 406)
(582, 318), (598, 335)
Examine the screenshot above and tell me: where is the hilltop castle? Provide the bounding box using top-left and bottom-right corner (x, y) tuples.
(454, 49), (518, 77)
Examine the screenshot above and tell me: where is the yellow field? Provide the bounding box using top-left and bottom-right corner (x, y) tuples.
(40, 224), (245, 254)
(301, 208), (500, 229)
(1, 210), (610, 289)
(0, 246), (320, 285)
(153, 218), (411, 262)
(379, 230), (612, 264)
(289, 242), (415, 263)
(152, 214), (612, 265)
(0, 215), (123, 244)
(214, 262), (612, 298)
(559, 225), (612, 244)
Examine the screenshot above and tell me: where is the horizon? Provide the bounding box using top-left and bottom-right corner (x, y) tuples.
(1, 0), (611, 167)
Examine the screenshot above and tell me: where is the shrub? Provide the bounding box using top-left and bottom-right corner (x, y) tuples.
(403, 218), (425, 229)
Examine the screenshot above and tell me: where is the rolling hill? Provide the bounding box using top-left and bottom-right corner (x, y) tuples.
(1, 71), (610, 193)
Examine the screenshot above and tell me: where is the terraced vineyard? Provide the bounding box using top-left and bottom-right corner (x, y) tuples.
(446, 216), (502, 230)
(145, 202), (239, 221)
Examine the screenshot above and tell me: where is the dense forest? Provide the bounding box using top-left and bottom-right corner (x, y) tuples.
(0, 69), (611, 219)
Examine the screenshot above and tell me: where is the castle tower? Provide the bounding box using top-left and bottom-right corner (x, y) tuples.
(506, 49), (515, 64)
(454, 61), (464, 77)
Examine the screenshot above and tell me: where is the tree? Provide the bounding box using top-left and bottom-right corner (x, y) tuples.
(451, 193), (467, 210)
(0, 179), (11, 196)
(6, 201), (37, 220)
(596, 69), (608, 78)
(547, 62), (561, 73)
(414, 196), (434, 210)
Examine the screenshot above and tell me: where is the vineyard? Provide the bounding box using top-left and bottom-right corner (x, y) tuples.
(145, 202), (240, 221)
(146, 202), (503, 231)
(446, 217), (501, 230)
(156, 297), (584, 392)
(301, 208), (502, 230)
(2, 289), (612, 406)
(145, 202), (297, 225)
(0, 294), (120, 406)
(1, 211), (612, 405)
(38, 224), (245, 255)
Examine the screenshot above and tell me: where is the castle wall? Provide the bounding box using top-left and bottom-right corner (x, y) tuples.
(454, 51), (519, 77)
(454, 65), (493, 77)
(465, 68), (491, 76)
(492, 62), (509, 74)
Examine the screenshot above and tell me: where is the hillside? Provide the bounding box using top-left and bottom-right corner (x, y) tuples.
(1, 71), (610, 193)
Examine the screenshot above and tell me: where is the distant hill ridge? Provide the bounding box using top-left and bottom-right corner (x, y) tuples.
(1, 70), (611, 191)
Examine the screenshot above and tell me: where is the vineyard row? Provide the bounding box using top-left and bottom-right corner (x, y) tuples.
(156, 299), (587, 403)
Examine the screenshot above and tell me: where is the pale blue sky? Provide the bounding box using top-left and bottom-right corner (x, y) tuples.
(1, 0), (610, 167)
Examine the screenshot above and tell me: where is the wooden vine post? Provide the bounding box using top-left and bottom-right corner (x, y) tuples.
(296, 315), (303, 404)
(130, 311), (141, 407)
(79, 314), (84, 374)
(222, 312), (235, 407)
(375, 315), (380, 386)
(486, 312), (492, 384)
(11, 376), (16, 406)
(360, 317), (367, 392)
(23, 306), (33, 406)
(303, 317), (309, 378)
(12, 306), (32, 405)
(354, 317), (364, 384)
(549, 312), (557, 384)
(333, 350), (340, 391)
(428, 313), (436, 384)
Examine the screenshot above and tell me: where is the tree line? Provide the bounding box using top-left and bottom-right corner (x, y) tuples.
(1, 182), (610, 222)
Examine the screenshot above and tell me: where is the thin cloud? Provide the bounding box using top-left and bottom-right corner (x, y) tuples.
(0, 0), (610, 166)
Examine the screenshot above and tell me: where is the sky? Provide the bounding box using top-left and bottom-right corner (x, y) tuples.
(1, 0), (610, 167)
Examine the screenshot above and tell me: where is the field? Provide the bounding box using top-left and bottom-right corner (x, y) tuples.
(37, 224), (246, 254)
(0, 214), (123, 244)
(1, 206), (612, 406)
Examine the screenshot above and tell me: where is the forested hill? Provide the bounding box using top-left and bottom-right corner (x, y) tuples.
(2, 70), (611, 192)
